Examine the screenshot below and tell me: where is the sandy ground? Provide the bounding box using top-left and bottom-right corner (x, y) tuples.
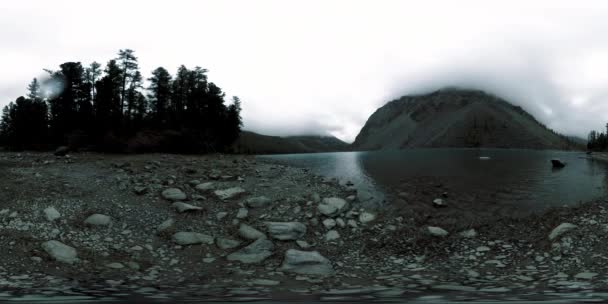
(1, 151), (608, 302)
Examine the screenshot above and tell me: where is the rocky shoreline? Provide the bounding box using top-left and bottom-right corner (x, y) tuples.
(1, 152), (608, 302)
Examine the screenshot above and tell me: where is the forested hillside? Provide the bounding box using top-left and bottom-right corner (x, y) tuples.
(0, 49), (242, 153)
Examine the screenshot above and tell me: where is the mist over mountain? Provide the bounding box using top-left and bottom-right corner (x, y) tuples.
(353, 89), (583, 150)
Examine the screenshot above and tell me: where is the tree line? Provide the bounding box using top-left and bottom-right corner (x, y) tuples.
(0, 49), (242, 153)
(587, 124), (608, 151)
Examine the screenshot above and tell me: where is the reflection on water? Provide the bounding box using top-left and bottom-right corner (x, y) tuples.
(259, 151), (385, 207)
(259, 149), (608, 212)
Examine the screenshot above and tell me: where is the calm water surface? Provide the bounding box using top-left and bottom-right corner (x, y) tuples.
(259, 149), (608, 212)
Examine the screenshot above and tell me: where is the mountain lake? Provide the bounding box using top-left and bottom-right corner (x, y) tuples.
(259, 149), (608, 215)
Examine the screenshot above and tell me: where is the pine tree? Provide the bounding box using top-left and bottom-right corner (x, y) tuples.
(170, 65), (190, 127)
(116, 49), (138, 119)
(46, 62), (90, 143)
(94, 59), (123, 135)
(147, 67), (172, 125)
(85, 62), (102, 100)
(26, 78), (42, 100)
(126, 70), (143, 122)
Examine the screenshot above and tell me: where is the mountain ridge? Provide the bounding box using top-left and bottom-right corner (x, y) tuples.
(353, 88), (582, 150)
(231, 131), (349, 154)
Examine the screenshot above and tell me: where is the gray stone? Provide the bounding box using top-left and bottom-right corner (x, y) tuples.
(549, 223), (577, 241)
(44, 207), (61, 222)
(252, 279), (280, 286)
(427, 226), (448, 237)
(133, 186), (148, 195)
(357, 189), (374, 202)
(227, 238), (274, 264)
(236, 208), (249, 219)
(172, 202), (203, 213)
(476, 246), (491, 252)
(574, 272), (598, 280)
(216, 238), (241, 250)
(296, 240), (312, 248)
(279, 249), (334, 276)
(162, 188), (187, 201)
(173, 232), (214, 245)
(336, 218), (345, 227)
(359, 212), (376, 224)
(214, 187), (246, 200)
(318, 197), (349, 217)
(195, 182), (215, 192)
(433, 198), (447, 208)
(239, 223), (266, 240)
(84, 214), (112, 226)
(322, 218), (336, 229)
(266, 222), (307, 240)
(157, 218), (174, 233)
(433, 285), (476, 292)
(246, 196), (272, 208)
(127, 262), (140, 270)
(459, 229), (478, 238)
(42, 240), (77, 264)
(106, 262), (125, 269)
(325, 230), (340, 241)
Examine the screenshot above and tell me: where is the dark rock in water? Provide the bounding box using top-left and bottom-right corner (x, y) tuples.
(551, 159), (566, 168)
(53, 146), (70, 157)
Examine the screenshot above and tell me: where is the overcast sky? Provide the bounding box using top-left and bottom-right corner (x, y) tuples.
(2, 0), (608, 142)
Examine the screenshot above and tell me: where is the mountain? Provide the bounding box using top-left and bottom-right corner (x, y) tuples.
(353, 88), (583, 150)
(231, 131), (350, 154)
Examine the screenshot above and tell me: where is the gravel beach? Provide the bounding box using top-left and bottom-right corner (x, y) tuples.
(1, 151), (608, 302)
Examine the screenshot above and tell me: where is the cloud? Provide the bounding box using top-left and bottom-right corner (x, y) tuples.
(3, 0), (608, 142)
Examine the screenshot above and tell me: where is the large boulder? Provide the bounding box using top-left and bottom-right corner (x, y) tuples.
(214, 187), (246, 200)
(84, 214), (112, 226)
(266, 222), (307, 240)
(238, 223), (266, 240)
(279, 249), (334, 276)
(549, 223), (577, 241)
(226, 238), (274, 264)
(317, 197), (349, 217)
(42, 240), (78, 264)
(173, 232), (214, 245)
(246, 196), (272, 208)
(162, 188), (187, 201)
